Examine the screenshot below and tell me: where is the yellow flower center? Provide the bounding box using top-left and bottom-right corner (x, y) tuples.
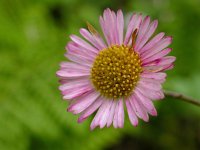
(91, 45), (142, 99)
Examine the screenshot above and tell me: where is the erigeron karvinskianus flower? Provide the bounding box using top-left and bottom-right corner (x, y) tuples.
(56, 8), (176, 130)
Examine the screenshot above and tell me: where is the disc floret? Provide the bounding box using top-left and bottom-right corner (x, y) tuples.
(91, 45), (142, 99)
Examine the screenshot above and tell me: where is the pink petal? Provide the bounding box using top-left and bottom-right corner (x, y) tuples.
(111, 10), (118, 44)
(140, 32), (165, 53)
(163, 64), (174, 71)
(116, 9), (124, 45)
(58, 79), (68, 84)
(138, 78), (162, 91)
(65, 53), (93, 67)
(70, 35), (98, 54)
(100, 8), (116, 45)
(113, 100), (119, 128)
(106, 100), (117, 127)
(141, 72), (166, 83)
(124, 13), (142, 45)
(78, 97), (103, 123)
(125, 99), (138, 126)
(90, 99), (109, 130)
(141, 72), (166, 80)
(66, 41), (96, 60)
(129, 94), (149, 122)
(67, 90), (100, 114)
(135, 16), (151, 50)
(141, 36), (172, 60)
(99, 100), (113, 128)
(59, 77), (90, 91)
(59, 62), (90, 71)
(59, 76), (88, 84)
(62, 83), (94, 100)
(160, 64), (174, 71)
(142, 56), (176, 72)
(143, 65), (166, 73)
(65, 41), (95, 66)
(142, 48), (172, 64)
(137, 86), (164, 100)
(135, 20), (158, 52)
(102, 8), (118, 45)
(135, 89), (157, 116)
(117, 99), (124, 128)
(99, 16), (111, 45)
(56, 70), (89, 78)
(151, 56), (176, 66)
(80, 28), (106, 50)
(153, 64), (174, 72)
(56, 63), (90, 78)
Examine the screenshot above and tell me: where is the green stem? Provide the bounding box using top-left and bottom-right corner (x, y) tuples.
(164, 90), (200, 107)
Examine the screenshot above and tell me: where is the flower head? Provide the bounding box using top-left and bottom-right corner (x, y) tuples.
(56, 8), (176, 130)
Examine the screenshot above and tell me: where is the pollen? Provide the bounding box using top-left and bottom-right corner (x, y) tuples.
(91, 45), (142, 99)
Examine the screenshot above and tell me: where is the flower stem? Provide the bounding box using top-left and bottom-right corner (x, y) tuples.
(164, 90), (200, 107)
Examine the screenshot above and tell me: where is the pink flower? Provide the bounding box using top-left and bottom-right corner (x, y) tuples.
(56, 8), (176, 130)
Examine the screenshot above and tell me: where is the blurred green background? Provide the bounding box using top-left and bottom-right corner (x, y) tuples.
(0, 0), (200, 149)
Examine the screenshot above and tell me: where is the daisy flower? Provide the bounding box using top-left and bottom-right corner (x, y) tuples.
(56, 8), (176, 130)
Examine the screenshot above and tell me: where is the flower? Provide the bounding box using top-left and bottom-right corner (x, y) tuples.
(56, 8), (176, 130)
